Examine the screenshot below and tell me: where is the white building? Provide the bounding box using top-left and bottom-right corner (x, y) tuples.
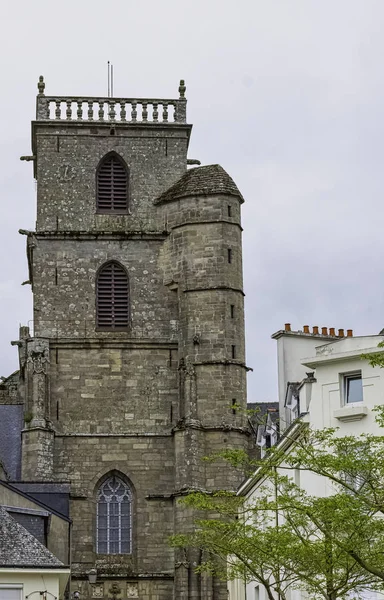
(229, 324), (384, 600)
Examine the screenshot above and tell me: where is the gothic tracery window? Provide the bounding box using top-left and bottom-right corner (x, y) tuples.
(96, 475), (132, 554)
(96, 261), (130, 329)
(96, 153), (128, 213)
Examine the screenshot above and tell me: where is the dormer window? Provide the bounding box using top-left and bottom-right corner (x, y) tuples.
(97, 153), (129, 213)
(285, 383), (300, 424)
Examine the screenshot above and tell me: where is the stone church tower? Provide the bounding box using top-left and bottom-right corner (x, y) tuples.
(11, 77), (250, 599)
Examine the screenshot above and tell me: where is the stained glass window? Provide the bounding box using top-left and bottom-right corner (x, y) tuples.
(97, 475), (132, 554)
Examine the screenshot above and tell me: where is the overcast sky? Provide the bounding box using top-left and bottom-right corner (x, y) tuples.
(1, 0), (384, 401)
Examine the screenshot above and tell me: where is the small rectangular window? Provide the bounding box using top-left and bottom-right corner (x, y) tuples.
(228, 248), (232, 263)
(254, 586), (260, 600)
(344, 373), (363, 403)
(232, 399), (237, 415)
(227, 205), (232, 217)
(231, 345), (236, 359)
(230, 304), (235, 318)
(0, 589), (22, 600)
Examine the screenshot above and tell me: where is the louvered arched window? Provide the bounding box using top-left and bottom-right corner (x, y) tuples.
(97, 153), (128, 213)
(96, 474), (132, 554)
(96, 262), (129, 329)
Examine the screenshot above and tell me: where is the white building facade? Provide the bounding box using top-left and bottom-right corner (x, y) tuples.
(229, 324), (384, 600)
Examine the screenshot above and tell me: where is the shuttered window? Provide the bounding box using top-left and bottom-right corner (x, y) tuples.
(97, 154), (128, 213)
(96, 262), (129, 329)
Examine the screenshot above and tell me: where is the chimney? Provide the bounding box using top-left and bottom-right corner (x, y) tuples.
(321, 327), (328, 335)
(338, 328), (345, 337)
(347, 329), (353, 337)
(303, 325), (310, 334)
(285, 323), (291, 332)
(313, 326), (319, 334)
(329, 327), (335, 336)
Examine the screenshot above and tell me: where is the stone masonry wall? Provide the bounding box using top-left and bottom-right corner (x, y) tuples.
(32, 238), (179, 339)
(54, 435), (175, 575)
(35, 125), (190, 232)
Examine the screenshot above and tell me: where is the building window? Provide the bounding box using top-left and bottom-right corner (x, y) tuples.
(97, 153), (128, 213)
(230, 304), (235, 318)
(231, 345), (236, 359)
(227, 205), (232, 217)
(96, 261), (129, 329)
(344, 372), (363, 403)
(228, 248), (232, 263)
(97, 474), (132, 554)
(0, 589), (22, 600)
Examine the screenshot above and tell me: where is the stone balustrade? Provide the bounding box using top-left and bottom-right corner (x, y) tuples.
(35, 76), (187, 124)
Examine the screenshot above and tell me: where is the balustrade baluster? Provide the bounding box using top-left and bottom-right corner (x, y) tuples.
(131, 101), (137, 122)
(77, 101), (83, 120)
(153, 102), (158, 123)
(55, 100), (61, 119)
(98, 102), (104, 121)
(108, 100), (116, 121)
(66, 100), (72, 120)
(120, 102), (126, 122)
(171, 102), (177, 122)
(87, 101), (94, 121)
(142, 102), (148, 122)
(162, 103), (168, 123)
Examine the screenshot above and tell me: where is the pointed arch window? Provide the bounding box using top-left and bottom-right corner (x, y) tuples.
(97, 475), (132, 554)
(97, 153), (128, 213)
(96, 262), (129, 329)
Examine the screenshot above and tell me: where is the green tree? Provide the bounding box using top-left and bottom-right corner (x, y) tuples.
(171, 417), (384, 600)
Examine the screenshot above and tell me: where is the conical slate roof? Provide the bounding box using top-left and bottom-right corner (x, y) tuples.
(0, 506), (64, 567)
(154, 164), (244, 205)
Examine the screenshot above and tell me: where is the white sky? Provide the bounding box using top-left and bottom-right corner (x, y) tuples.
(1, 0), (384, 401)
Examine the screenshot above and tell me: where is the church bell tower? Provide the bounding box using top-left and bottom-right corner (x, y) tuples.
(17, 76), (250, 600)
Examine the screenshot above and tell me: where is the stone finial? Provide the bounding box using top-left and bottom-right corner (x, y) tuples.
(179, 79), (186, 98)
(37, 75), (45, 95)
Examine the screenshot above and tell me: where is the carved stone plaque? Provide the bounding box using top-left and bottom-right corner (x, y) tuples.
(91, 584), (104, 598)
(126, 583), (138, 598)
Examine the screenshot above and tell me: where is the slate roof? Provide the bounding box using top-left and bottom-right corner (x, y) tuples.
(247, 402), (279, 434)
(154, 164), (244, 205)
(0, 506), (64, 567)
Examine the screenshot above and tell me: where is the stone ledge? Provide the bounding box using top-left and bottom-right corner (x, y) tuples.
(333, 405), (368, 422)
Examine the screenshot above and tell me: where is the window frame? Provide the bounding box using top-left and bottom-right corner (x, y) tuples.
(96, 152), (129, 215)
(0, 586), (23, 600)
(96, 474), (133, 555)
(342, 371), (363, 405)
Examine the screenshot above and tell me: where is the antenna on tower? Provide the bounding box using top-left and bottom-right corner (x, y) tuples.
(107, 61), (114, 98)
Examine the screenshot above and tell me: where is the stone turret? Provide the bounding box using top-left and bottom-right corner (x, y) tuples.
(157, 164), (249, 598)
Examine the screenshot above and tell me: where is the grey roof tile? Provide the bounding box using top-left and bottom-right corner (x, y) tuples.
(154, 164), (244, 205)
(0, 506), (64, 567)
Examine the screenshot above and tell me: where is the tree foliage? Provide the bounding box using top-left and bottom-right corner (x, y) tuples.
(170, 410), (384, 600)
